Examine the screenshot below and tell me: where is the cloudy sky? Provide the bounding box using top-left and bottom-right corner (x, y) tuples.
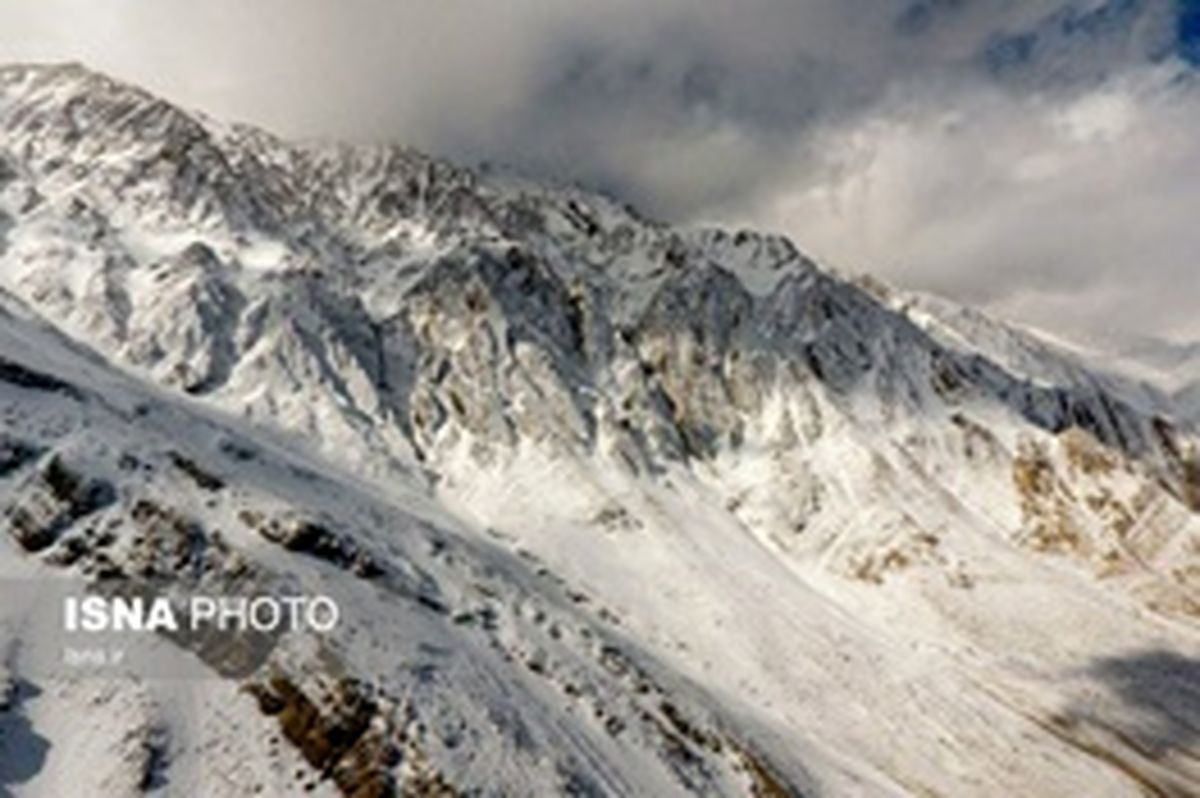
(1, 0), (1198, 350)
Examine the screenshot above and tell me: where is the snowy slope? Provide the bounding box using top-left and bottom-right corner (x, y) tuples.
(0, 288), (797, 797)
(1, 63), (1199, 797)
(890, 285), (1200, 422)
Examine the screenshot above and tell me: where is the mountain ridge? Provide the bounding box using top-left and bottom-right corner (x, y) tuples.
(1, 62), (1199, 796)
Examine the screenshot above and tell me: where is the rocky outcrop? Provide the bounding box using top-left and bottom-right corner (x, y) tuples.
(4, 456), (112, 552)
(247, 673), (401, 798)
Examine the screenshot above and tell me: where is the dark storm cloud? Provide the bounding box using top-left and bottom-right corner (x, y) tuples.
(0, 0), (1196, 344)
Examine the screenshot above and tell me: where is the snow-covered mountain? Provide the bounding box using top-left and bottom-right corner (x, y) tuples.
(1, 63), (1198, 797)
(1105, 335), (1200, 424)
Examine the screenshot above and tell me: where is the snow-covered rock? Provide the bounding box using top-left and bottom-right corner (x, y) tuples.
(1, 63), (1198, 796)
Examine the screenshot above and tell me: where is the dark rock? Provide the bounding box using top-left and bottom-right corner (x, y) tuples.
(0, 356), (81, 396)
(5, 457), (114, 552)
(0, 435), (39, 477)
(168, 451), (225, 491)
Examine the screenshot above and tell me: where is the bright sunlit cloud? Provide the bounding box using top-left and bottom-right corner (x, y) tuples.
(0, 0), (1195, 347)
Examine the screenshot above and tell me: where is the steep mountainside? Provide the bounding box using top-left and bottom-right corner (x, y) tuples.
(1, 63), (1199, 797)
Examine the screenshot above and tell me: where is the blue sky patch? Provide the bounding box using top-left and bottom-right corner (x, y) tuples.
(1180, 0), (1200, 63)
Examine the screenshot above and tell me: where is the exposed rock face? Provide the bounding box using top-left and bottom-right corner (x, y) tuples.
(5, 456), (112, 552)
(0, 433), (39, 476)
(0, 63), (1189, 489)
(247, 674), (398, 797)
(241, 509), (383, 578)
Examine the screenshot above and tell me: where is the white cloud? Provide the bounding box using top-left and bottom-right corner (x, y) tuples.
(736, 64), (1200, 344)
(0, 0), (1194, 345)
